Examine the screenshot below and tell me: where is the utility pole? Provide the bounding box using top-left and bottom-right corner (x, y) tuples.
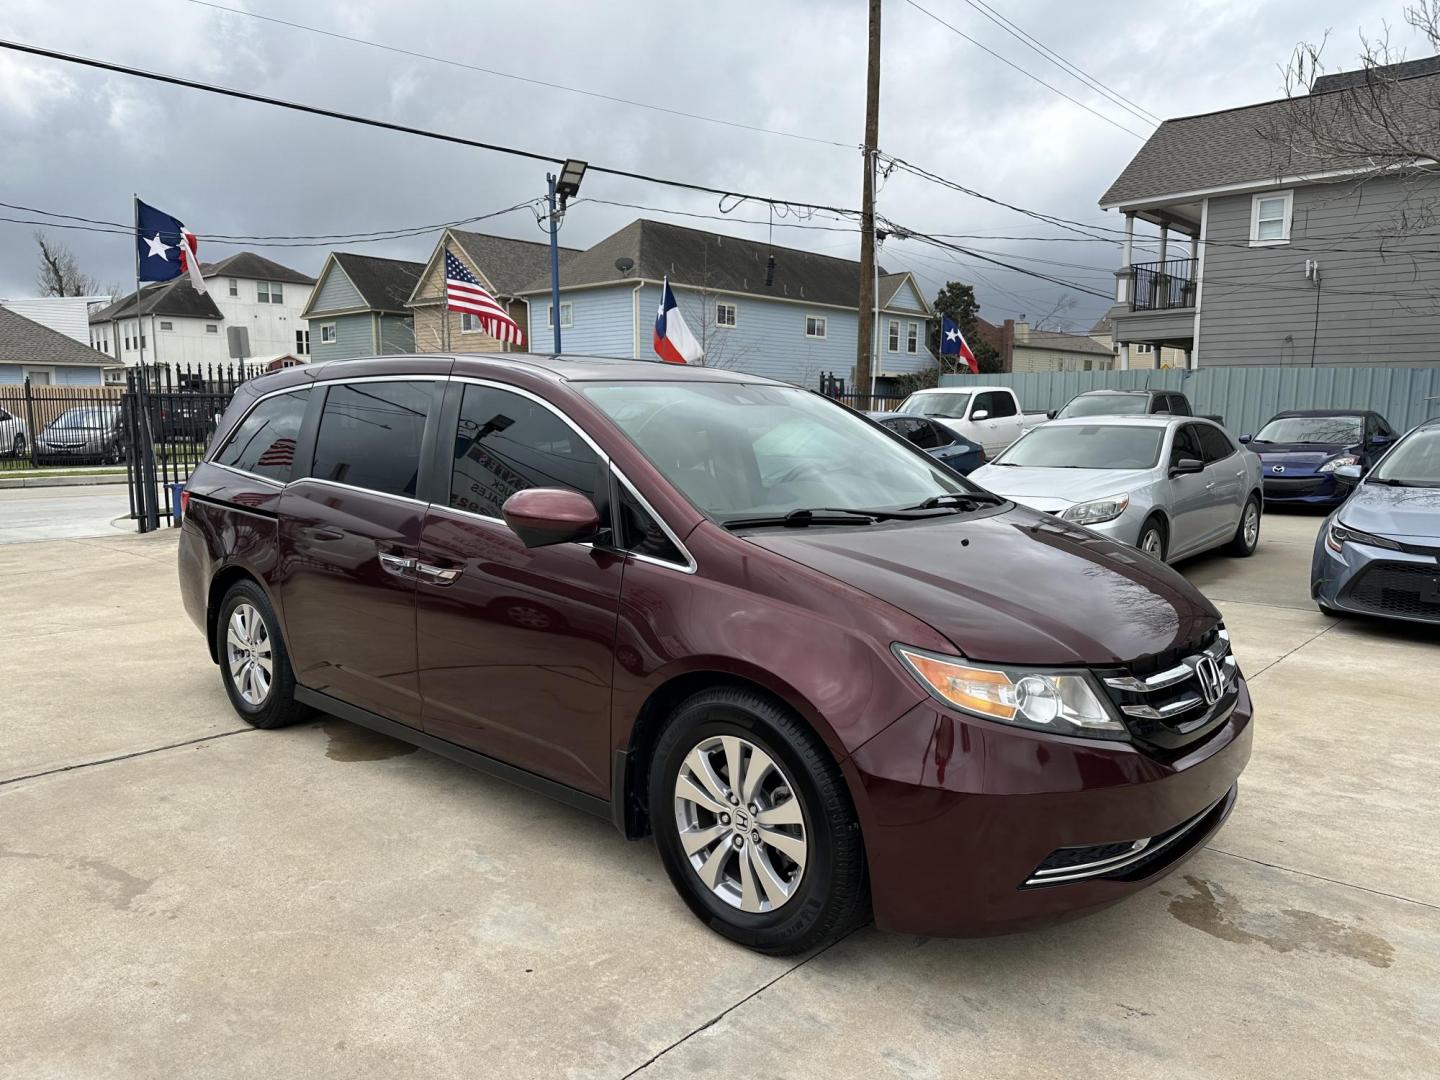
(855, 0), (881, 407)
(547, 172), (562, 354)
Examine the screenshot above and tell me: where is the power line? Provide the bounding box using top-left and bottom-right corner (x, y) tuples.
(901, 0), (1150, 139)
(956, 0), (1162, 125)
(182, 0), (853, 150)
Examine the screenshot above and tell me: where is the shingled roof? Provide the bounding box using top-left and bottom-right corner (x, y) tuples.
(1099, 65), (1440, 208)
(1, 306), (113, 366)
(520, 219), (886, 307)
(200, 252), (315, 286)
(330, 253), (424, 312)
(89, 279), (225, 323)
(449, 230), (579, 296)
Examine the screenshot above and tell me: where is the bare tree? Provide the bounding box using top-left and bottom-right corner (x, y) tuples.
(1029, 293), (1079, 332)
(33, 231), (103, 296)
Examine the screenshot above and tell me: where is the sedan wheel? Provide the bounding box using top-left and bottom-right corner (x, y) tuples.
(1226, 496), (1262, 557)
(11, 433), (25, 458)
(1138, 521), (1167, 560)
(673, 734), (807, 914)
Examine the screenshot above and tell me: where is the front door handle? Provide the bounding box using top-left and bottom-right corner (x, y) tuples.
(415, 561), (462, 585)
(1234, 470), (1246, 477)
(378, 552), (416, 576)
(1204, 481), (1216, 490)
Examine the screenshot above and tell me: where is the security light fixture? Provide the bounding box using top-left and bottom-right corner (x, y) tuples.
(556, 159), (588, 203)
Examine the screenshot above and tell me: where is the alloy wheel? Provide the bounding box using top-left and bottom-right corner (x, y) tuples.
(225, 602), (274, 706)
(1141, 528), (1164, 558)
(672, 734), (808, 913)
(1243, 502), (1260, 548)
(12, 434), (24, 457)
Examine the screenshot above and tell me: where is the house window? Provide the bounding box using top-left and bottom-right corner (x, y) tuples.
(1134, 343), (1153, 354)
(228, 278), (238, 297)
(319, 323), (336, 344)
(907, 322), (919, 353)
(124, 335), (131, 350)
(206, 324), (218, 334)
(461, 312), (481, 333)
(295, 329), (310, 354)
(805, 315), (827, 339)
(257, 281), (284, 304)
(546, 302), (573, 329)
(160, 321), (173, 331)
(1250, 191), (1293, 245)
(716, 301), (737, 327)
(886, 319), (900, 351)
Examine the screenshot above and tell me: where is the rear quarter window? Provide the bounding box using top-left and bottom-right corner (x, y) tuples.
(213, 388), (309, 483)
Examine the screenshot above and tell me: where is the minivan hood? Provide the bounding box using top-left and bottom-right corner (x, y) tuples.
(745, 508), (1218, 666)
(969, 465), (1154, 509)
(1338, 482), (1440, 541)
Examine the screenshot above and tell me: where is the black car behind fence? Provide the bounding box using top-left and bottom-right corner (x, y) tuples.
(0, 363), (262, 532)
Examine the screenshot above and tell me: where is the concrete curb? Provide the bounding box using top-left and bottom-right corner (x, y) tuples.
(0, 474), (128, 489)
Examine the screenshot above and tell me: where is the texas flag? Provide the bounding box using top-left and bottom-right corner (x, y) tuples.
(136, 199), (206, 294)
(653, 277), (702, 365)
(940, 314), (978, 374)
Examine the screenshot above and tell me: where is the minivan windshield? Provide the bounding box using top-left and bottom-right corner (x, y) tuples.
(896, 392), (970, 419)
(579, 382), (972, 521)
(1370, 426), (1440, 487)
(996, 424), (1165, 470)
(1254, 415), (1363, 446)
(1057, 394), (1149, 419)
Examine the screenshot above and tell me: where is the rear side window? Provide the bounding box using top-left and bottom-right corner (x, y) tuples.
(1197, 425), (1235, 463)
(311, 381), (432, 498)
(214, 388), (309, 483)
(449, 384), (602, 518)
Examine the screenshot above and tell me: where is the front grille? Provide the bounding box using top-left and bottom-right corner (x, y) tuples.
(1022, 785), (1236, 887)
(1263, 477), (1325, 496)
(1094, 627), (1239, 752)
(1345, 563), (1440, 620)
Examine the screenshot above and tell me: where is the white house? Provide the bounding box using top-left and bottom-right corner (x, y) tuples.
(89, 252), (315, 370)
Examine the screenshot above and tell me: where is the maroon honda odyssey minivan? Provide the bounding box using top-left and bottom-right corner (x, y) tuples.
(178, 354), (1252, 954)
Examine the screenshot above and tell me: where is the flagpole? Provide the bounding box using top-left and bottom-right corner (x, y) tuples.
(132, 195), (160, 531)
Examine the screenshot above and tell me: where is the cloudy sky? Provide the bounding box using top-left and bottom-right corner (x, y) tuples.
(0, 0), (1430, 332)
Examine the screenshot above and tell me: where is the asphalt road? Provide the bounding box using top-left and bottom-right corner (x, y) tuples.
(1, 509), (1436, 1079)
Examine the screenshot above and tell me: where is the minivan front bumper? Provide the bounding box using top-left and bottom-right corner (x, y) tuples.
(847, 679), (1252, 937)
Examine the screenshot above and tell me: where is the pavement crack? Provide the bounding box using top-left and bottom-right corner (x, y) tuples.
(1208, 847), (1439, 912)
(618, 926), (859, 1078)
(0, 729), (255, 789)
(1243, 621), (1337, 680)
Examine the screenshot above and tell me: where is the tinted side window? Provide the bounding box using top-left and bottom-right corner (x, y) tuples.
(1197, 424), (1235, 463)
(215, 388), (309, 483)
(311, 381), (431, 498)
(985, 392), (1018, 418)
(617, 483), (684, 565)
(881, 418), (920, 443)
(1170, 424), (1204, 464)
(449, 384), (601, 518)
(1169, 394), (1192, 416)
(913, 420), (945, 450)
(971, 392), (995, 417)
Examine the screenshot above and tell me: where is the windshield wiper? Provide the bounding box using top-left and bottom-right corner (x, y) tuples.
(721, 505), (949, 530)
(911, 492), (1006, 509)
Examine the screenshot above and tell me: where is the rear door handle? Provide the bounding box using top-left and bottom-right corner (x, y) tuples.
(378, 552), (416, 576)
(415, 561), (462, 585)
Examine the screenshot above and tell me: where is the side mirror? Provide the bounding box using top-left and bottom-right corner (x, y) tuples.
(501, 488), (600, 549)
(1170, 457), (1205, 476)
(1333, 463), (1364, 482)
(1046, 410), (1057, 420)
(971, 409), (990, 421)
(1238, 434), (1252, 444)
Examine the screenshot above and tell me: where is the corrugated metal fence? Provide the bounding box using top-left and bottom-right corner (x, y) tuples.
(939, 365), (1440, 435)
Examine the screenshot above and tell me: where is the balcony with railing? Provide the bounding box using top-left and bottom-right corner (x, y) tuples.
(1131, 258), (1197, 311)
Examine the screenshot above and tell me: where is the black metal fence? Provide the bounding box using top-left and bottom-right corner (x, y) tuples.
(1132, 258), (1198, 311)
(0, 381), (126, 471)
(817, 371), (904, 414)
(122, 362), (263, 531)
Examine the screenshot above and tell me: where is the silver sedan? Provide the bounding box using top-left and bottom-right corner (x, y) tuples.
(970, 415), (1264, 562)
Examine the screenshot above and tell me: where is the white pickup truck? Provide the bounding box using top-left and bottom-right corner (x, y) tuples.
(888, 386), (1048, 456)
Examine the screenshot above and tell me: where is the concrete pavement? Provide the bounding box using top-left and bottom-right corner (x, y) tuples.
(1, 511), (1436, 1079)
(0, 483), (136, 544)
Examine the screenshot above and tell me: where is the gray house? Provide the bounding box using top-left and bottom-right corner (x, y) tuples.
(1099, 59), (1440, 368)
(0, 307), (114, 385)
(302, 253), (425, 361)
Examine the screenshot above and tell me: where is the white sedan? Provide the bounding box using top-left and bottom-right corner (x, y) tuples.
(0, 404), (29, 458)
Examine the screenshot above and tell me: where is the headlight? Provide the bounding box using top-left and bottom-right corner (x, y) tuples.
(1061, 493), (1130, 525)
(1325, 521), (1400, 553)
(893, 646), (1126, 738)
(1318, 455), (1360, 474)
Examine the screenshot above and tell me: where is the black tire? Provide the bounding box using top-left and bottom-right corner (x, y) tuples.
(649, 687), (869, 955)
(11, 433), (24, 458)
(1226, 495), (1262, 557)
(1137, 515), (1168, 562)
(215, 579), (310, 729)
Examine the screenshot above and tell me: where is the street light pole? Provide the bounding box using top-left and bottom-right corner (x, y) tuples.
(548, 172), (562, 354)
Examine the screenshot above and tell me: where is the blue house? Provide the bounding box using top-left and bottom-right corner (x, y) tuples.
(511, 219), (935, 391)
(302, 252), (425, 361)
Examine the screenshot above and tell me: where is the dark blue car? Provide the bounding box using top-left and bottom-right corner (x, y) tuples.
(1240, 409), (1398, 507)
(871, 412), (986, 474)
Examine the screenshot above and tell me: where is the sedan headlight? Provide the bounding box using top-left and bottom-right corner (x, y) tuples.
(1318, 455), (1360, 474)
(893, 645), (1126, 738)
(1061, 493), (1130, 525)
(1325, 521), (1400, 553)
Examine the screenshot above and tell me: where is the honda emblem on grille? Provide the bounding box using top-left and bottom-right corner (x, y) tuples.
(1271, 465), (1286, 474)
(1194, 655), (1224, 705)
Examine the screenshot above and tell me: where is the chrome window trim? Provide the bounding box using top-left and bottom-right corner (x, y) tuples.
(209, 460), (286, 488)
(611, 463), (697, 575)
(448, 375), (612, 466)
(208, 383), (317, 467)
(295, 476), (431, 510)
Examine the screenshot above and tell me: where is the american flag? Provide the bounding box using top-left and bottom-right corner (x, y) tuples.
(445, 248), (526, 347)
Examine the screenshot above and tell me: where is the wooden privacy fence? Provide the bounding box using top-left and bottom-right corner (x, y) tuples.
(939, 365), (1440, 435)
